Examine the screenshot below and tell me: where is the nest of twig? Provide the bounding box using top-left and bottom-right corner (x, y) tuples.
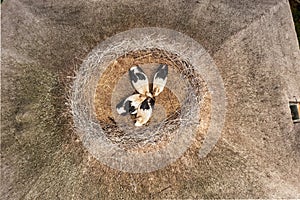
(92, 48), (208, 151)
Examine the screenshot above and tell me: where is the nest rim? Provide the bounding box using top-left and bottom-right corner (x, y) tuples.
(70, 27), (225, 173)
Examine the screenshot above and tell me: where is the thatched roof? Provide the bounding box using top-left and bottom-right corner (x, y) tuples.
(1, 0), (300, 198)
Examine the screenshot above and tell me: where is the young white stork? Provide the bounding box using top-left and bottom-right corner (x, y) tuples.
(116, 94), (147, 115)
(152, 64), (168, 97)
(135, 97), (155, 127)
(129, 66), (152, 98)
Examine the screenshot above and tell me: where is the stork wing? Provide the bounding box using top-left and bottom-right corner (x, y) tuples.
(135, 97), (155, 126)
(152, 64), (168, 97)
(116, 94), (147, 116)
(129, 66), (150, 96)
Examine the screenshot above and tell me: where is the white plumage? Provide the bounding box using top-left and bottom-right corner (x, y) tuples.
(116, 94), (147, 115)
(135, 97), (155, 126)
(152, 64), (168, 97)
(129, 66), (151, 97)
(116, 64), (169, 126)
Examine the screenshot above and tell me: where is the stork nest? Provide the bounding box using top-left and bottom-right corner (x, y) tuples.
(93, 48), (210, 151)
